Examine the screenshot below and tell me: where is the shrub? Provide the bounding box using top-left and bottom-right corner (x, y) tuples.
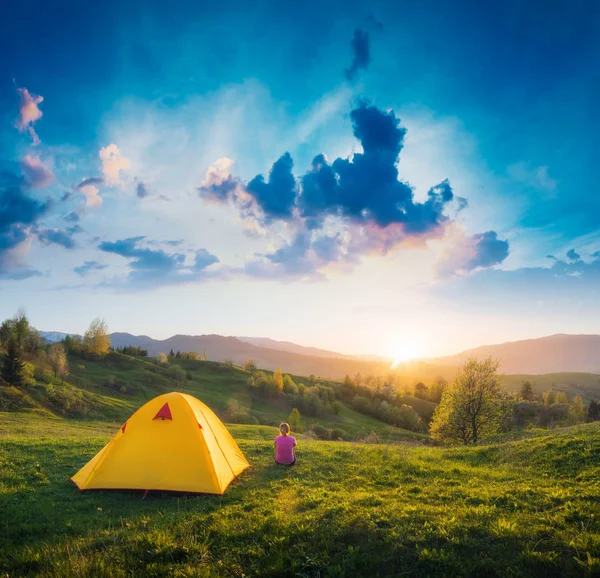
(330, 428), (349, 441)
(309, 424), (331, 440)
(34, 367), (54, 384)
(224, 398), (258, 424)
(243, 359), (257, 373)
(46, 384), (90, 417)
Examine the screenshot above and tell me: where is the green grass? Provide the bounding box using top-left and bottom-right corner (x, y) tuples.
(1, 412), (598, 577)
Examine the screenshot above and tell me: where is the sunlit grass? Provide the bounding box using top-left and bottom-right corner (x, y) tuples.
(1, 413), (598, 577)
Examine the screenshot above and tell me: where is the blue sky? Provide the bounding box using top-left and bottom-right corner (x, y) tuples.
(1, 0), (599, 357)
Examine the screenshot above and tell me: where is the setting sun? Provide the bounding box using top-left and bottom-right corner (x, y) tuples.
(389, 339), (423, 368)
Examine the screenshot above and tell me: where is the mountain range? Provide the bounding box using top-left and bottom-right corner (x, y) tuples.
(39, 331), (600, 378)
(432, 334), (600, 374)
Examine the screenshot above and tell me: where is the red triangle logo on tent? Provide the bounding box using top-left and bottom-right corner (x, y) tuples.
(153, 403), (173, 420)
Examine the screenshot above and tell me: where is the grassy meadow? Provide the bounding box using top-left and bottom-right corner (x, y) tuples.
(1, 411), (599, 577)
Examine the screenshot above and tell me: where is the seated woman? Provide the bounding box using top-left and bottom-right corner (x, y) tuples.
(274, 422), (296, 465)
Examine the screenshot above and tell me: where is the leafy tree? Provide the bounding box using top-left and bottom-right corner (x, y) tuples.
(1, 341), (27, 387)
(83, 318), (110, 357)
(308, 374), (316, 384)
(282, 374), (297, 395)
(555, 391), (569, 404)
(543, 390), (556, 405)
(243, 359), (257, 373)
(13, 308), (30, 352)
(430, 357), (505, 444)
(248, 371), (268, 394)
(23, 328), (43, 356)
(570, 395), (585, 423)
(332, 401), (343, 415)
(175, 351), (181, 358)
(288, 408), (302, 433)
(169, 349), (175, 357)
(272, 368), (284, 394)
(414, 382), (428, 399)
(588, 400), (600, 422)
(156, 352), (168, 363)
(429, 377), (448, 403)
(354, 372), (362, 386)
(0, 310), (41, 357)
(48, 343), (69, 381)
(223, 358), (234, 368)
(169, 364), (186, 386)
(521, 380), (534, 401)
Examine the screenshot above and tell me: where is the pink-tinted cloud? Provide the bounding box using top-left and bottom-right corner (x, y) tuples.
(15, 88), (44, 145)
(99, 144), (131, 186)
(80, 183), (102, 208)
(20, 154), (54, 189)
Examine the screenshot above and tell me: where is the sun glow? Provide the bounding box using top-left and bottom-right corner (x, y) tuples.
(389, 339), (422, 368)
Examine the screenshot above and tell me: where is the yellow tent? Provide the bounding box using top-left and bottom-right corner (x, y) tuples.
(72, 392), (249, 495)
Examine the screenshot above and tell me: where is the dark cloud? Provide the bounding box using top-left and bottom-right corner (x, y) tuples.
(252, 102), (455, 232)
(74, 260), (107, 277)
(37, 228), (78, 249)
(467, 231), (510, 270)
(0, 173), (51, 273)
(198, 176), (238, 202)
(205, 100), (505, 280)
(136, 181), (150, 198)
(99, 236), (219, 288)
(247, 153), (297, 219)
(344, 29), (370, 82)
(566, 248), (580, 262)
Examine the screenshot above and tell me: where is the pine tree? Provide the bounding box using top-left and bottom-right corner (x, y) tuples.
(2, 341), (26, 387)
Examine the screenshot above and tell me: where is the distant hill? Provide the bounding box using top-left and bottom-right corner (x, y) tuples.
(108, 332), (394, 379)
(39, 331), (70, 343)
(237, 336), (349, 359)
(41, 330), (600, 383)
(237, 336), (391, 362)
(432, 334), (600, 374)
